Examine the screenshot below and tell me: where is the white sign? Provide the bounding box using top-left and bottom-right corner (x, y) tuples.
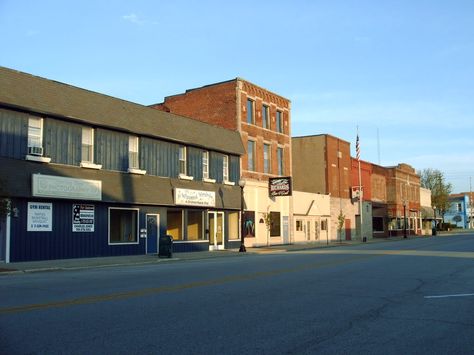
(72, 204), (95, 232)
(175, 188), (216, 207)
(27, 202), (53, 231)
(32, 174), (102, 200)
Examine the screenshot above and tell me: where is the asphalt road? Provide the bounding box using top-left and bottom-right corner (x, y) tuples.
(1, 235), (474, 354)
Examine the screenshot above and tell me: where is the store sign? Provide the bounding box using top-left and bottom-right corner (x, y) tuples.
(27, 202), (53, 231)
(32, 174), (102, 201)
(269, 177), (292, 197)
(72, 204), (95, 232)
(175, 188), (216, 207)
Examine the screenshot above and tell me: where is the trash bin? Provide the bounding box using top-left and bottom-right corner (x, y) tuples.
(159, 235), (173, 258)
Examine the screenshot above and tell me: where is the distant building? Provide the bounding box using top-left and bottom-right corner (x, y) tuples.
(444, 193), (471, 229)
(151, 78), (292, 247)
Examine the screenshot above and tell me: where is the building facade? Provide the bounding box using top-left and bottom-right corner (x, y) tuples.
(0, 67), (245, 262)
(444, 193), (471, 229)
(151, 79), (292, 247)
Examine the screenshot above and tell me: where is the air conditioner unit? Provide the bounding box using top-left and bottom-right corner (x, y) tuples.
(28, 146), (43, 156)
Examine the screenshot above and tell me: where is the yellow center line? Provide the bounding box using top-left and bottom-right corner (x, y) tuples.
(0, 254), (376, 315)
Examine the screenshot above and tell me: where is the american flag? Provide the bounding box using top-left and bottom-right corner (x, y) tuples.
(356, 133), (360, 161)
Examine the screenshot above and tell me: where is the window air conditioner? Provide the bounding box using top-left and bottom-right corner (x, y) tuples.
(28, 146), (43, 156)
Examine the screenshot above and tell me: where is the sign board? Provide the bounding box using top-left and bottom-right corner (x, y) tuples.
(72, 204), (95, 232)
(27, 202), (53, 231)
(32, 174), (102, 201)
(269, 177), (292, 197)
(175, 188), (216, 207)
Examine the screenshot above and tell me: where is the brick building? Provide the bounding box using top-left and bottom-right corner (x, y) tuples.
(151, 79), (292, 247)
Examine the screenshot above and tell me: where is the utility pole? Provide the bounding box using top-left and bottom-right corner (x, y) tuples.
(470, 177), (473, 229)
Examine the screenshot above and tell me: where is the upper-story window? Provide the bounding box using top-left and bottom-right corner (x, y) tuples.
(276, 111), (283, 133)
(28, 117), (43, 155)
(223, 155), (229, 181)
(277, 147), (284, 175)
(262, 105), (270, 129)
(246, 99), (254, 124)
(247, 140), (256, 171)
(129, 136), (139, 169)
(179, 146), (187, 175)
(264, 143), (271, 174)
(82, 127), (94, 163)
(202, 150), (209, 179)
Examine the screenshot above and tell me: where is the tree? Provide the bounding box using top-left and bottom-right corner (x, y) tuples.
(337, 210), (345, 242)
(418, 168), (452, 226)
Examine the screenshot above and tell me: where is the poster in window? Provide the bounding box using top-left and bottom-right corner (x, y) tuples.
(242, 211), (255, 238)
(27, 202), (53, 231)
(72, 204), (95, 232)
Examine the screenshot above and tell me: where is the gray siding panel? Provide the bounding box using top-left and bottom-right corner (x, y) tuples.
(187, 146), (203, 180)
(141, 138), (179, 178)
(0, 108), (27, 159)
(210, 151), (224, 183)
(230, 155), (240, 183)
(95, 129), (128, 171)
(44, 118), (81, 166)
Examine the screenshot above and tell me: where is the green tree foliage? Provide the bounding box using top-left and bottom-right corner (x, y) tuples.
(418, 168), (452, 219)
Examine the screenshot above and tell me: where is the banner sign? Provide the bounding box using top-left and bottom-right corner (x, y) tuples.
(27, 202), (53, 231)
(72, 204), (95, 232)
(175, 188), (216, 207)
(32, 174), (102, 201)
(269, 177), (292, 197)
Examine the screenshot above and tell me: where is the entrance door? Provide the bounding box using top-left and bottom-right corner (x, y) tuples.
(208, 211), (224, 250)
(146, 214), (159, 254)
(345, 219), (352, 241)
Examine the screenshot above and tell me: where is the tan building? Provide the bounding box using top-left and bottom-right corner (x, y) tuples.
(151, 79), (292, 247)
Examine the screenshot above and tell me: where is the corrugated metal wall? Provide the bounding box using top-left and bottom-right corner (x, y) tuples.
(140, 137), (179, 178)
(96, 128), (128, 171)
(44, 119), (81, 166)
(230, 155), (240, 183)
(210, 151), (224, 183)
(0, 108), (28, 159)
(187, 146), (203, 180)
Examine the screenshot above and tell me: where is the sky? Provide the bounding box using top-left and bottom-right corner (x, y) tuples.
(1, 0), (473, 192)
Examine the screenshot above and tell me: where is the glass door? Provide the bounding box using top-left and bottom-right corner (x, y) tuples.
(208, 211), (225, 250)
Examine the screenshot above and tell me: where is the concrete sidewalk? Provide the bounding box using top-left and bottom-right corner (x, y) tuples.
(0, 235), (430, 275)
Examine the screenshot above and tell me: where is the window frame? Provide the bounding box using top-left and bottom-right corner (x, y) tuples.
(276, 110), (283, 133)
(28, 117), (43, 149)
(262, 104), (270, 129)
(246, 98), (255, 124)
(263, 143), (271, 174)
(108, 207), (140, 245)
(223, 155), (229, 182)
(179, 146), (187, 176)
(277, 146), (284, 175)
(247, 140), (256, 171)
(81, 127), (94, 164)
(202, 150), (209, 179)
(128, 136), (139, 169)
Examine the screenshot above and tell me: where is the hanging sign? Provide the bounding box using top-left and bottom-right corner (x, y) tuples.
(72, 204), (95, 232)
(269, 177), (292, 197)
(27, 202), (53, 231)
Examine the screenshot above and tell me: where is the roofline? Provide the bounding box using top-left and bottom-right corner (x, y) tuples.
(292, 133), (351, 145)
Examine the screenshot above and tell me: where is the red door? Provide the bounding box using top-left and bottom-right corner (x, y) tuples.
(345, 219), (351, 241)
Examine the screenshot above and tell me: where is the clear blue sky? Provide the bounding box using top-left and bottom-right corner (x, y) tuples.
(1, 0), (473, 193)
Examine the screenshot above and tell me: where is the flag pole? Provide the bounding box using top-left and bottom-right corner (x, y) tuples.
(357, 127), (365, 242)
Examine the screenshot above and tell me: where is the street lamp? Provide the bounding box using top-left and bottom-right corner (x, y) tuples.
(238, 178), (246, 252)
(403, 200), (407, 239)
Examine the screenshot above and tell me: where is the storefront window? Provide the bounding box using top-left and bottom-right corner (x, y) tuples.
(228, 212), (239, 240)
(167, 210), (183, 240)
(109, 208), (138, 244)
(296, 220), (303, 231)
(270, 212), (281, 237)
(187, 210), (204, 240)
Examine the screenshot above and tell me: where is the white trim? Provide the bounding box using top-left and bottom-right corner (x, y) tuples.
(178, 174), (194, 181)
(5, 214), (10, 263)
(108, 207), (140, 245)
(25, 155), (51, 163)
(80, 162), (102, 170)
(224, 181), (235, 186)
(203, 178), (216, 183)
(128, 168), (147, 175)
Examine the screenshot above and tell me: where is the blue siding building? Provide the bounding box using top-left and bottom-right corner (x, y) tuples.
(443, 194), (470, 229)
(0, 67), (245, 262)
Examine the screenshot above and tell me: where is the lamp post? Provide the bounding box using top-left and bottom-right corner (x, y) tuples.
(238, 178), (246, 252)
(403, 200), (407, 239)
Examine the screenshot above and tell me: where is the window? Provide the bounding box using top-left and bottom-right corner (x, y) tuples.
(223, 155), (229, 181)
(28, 117), (43, 150)
(321, 219), (328, 231)
(457, 203), (463, 212)
(264, 143), (271, 174)
(246, 99), (254, 124)
(247, 140), (256, 171)
(296, 220), (303, 231)
(202, 151), (209, 179)
(187, 210), (204, 240)
(167, 210), (183, 241)
(262, 104), (270, 129)
(129, 136), (139, 169)
(276, 111), (283, 133)
(228, 212), (240, 240)
(109, 208), (138, 244)
(373, 217), (384, 232)
(179, 146), (187, 175)
(277, 147), (284, 175)
(270, 212), (281, 237)
(82, 127), (94, 163)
